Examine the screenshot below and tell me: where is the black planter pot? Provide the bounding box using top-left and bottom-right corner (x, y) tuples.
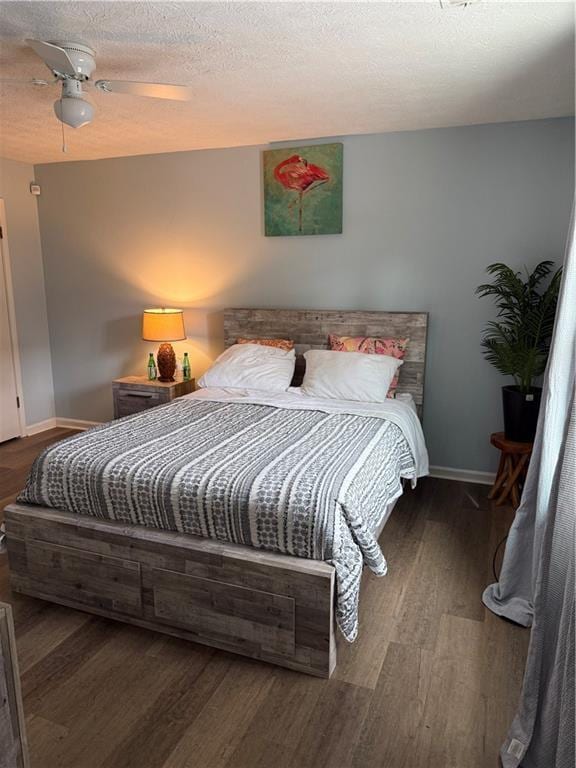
(502, 385), (542, 443)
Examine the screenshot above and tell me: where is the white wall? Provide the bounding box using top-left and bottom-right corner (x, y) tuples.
(0, 157), (55, 427)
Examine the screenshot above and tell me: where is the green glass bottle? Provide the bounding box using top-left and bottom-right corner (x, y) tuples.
(147, 352), (157, 381)
(182, 352), (191, 381)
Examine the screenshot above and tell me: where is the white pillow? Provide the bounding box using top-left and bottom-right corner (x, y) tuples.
(198, 343), (296, 392)
(301, 349), (403, 403)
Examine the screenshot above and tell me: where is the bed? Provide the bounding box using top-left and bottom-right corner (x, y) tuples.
(4, 309), (428, 678)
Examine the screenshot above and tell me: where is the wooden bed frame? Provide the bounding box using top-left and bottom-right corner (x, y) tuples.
(5, 309), (428, 678)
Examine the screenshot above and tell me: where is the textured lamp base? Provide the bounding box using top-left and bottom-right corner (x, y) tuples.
(157, 342), (176, 382)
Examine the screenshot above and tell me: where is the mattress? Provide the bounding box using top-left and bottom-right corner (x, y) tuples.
(17, 388), (428, 641)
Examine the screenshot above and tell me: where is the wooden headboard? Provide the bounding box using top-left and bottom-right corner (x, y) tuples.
(223, 308), (428, 415)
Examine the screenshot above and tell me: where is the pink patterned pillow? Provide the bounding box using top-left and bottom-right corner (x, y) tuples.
(237, 337), (294, 352)
(328, 335), (409, 398)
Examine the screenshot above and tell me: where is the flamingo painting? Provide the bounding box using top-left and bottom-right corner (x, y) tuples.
(274, 154), (330, 233)
(264, 143), (343, 236)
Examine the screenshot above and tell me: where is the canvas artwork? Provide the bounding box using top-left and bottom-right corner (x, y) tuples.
(263, 143), (343, 236)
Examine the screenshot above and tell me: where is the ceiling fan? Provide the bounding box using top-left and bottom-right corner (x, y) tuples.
(1, 39), (192, 129)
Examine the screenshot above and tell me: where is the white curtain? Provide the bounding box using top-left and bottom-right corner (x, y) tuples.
(482, 205), (575, 767)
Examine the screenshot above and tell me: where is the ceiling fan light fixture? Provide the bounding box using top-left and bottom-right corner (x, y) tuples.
(18, 37), (191, 136)
(54, 95), (94, 128)
(53, 78), (94, 128)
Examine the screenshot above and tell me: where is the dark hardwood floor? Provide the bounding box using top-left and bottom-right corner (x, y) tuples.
(0, 429), (529, 768)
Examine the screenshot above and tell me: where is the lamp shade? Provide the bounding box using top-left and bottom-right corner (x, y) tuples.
(142, 308), (186, 342)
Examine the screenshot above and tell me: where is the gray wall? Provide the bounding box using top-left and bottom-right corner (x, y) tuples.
(0, 157), (55, 426)
(35, 118), (574, 472)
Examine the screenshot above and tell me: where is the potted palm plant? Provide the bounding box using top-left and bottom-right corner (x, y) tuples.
(476, 261), (561, 443)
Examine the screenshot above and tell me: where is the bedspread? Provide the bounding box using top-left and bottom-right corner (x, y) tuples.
(18, 392), (427, 640)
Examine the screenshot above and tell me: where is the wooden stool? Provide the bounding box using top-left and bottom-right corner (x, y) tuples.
(489, 432), (533, 508)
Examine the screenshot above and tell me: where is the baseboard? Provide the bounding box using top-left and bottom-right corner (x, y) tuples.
(56, 418), (102, 431)
(429, 465), (495, 486)
(26, 418), (57, 435)
(26, 417), (101, 435)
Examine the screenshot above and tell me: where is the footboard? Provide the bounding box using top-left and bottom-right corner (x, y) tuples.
(4, 503), (336, 678)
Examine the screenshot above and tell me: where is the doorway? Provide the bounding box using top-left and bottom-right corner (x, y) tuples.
(0, 200), (26, 442)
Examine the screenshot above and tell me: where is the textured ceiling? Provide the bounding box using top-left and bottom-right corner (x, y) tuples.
(0, 1), (573, 164)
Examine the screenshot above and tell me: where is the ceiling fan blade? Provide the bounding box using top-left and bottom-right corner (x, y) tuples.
(0, 77), (53, 86)
(26, 39), (77, 76)
(95, 80), (192, 101)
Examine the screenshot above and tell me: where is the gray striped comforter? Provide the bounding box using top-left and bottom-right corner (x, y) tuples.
(18, 397), (415, 640)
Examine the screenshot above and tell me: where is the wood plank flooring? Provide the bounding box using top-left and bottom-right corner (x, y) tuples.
(0, 429), (529, 768)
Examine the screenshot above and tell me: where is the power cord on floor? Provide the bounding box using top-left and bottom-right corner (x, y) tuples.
(492, 534), (508, 582)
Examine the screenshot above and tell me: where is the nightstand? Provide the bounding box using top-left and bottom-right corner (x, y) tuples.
(112, 376), (195, 419)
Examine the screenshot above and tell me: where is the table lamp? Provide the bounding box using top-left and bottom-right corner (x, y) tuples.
(142, 308), (186, 382)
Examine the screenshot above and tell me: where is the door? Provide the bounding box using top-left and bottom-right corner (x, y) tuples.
(0, 226), (21, 442)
